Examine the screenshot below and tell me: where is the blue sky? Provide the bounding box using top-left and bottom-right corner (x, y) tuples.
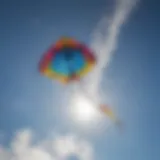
(0, 0), (159, 160)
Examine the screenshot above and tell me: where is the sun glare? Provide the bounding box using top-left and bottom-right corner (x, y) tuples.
(69, 93), (102, 125)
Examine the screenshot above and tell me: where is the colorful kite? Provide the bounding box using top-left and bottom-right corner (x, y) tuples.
(100, 104), (122, 128)
(39, 37), (96, 84)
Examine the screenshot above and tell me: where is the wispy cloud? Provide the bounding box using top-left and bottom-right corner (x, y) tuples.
(0, 129), (93, 160)
(84, 0), (138, 99)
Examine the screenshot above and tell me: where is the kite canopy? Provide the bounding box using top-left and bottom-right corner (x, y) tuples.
(39, 37), (96, 84)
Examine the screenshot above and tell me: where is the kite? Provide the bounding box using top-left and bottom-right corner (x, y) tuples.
(39, 37), (121, 127)
(100, 104), (122, 129)
(39, 37), (96, 84)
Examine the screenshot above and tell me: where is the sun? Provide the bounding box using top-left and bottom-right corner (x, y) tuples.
(68, 93), (102, 125)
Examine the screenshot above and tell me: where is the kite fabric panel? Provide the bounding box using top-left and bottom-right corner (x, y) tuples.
(39, 37), (96, 84)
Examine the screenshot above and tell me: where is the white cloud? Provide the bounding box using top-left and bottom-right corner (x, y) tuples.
(0, 129), (93, 160)
(83, 0), (139, 99)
